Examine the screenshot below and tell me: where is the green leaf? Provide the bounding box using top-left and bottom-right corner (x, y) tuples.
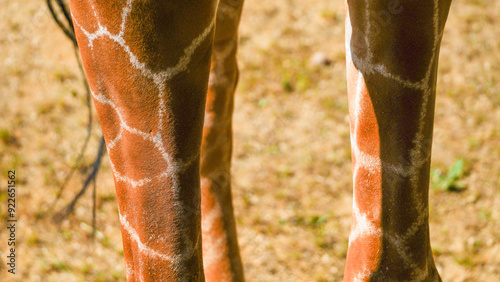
(431, 160), (467, 192)
(447, 159), (464, 180)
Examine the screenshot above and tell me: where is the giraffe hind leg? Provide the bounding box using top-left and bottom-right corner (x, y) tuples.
(200, 0), (246, 281)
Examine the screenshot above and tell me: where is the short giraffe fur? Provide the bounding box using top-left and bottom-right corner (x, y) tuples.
(68, 0), (452, 280)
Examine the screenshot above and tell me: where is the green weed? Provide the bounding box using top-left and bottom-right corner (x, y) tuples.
(431, 159), (466, 192)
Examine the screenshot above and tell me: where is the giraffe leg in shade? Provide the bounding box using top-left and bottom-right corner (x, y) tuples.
(200, 0), (246, 281)
(344, 0), (452, 281)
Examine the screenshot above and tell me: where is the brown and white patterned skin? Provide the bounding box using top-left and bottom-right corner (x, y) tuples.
(201, 0), (245, 280)
(344, 0), (452, 281)
(68, 0), (451, 281)
(69, 0), (244, 280)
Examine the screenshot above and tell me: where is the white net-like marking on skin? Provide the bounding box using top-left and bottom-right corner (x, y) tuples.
(125, 260), (135, 279)
(345, 10), (422, 182)
(349, 190), (382, 246)
(208, 38), (237, 87)
(200, 176), (232, 281)
(349, 73), (382, 243)
(120, 214), (180, 262)
(217, 0), (241, 21)
(394, 5), (442, 279)
(203, 37), (235, 156)
(106, 128), (123, 149)
(120, 214), (199, 274)
(353, 267), (371, 282)
(346, 1), (443, 279)
(74, 0), (213, 189)
(201, 197), (228, 266)
(73, 0), (215, 276)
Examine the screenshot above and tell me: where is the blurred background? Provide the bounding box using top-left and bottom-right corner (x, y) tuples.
(0, 0), (498, 281)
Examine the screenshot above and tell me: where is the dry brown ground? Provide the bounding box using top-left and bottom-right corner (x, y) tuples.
(0, 0), (498, 281)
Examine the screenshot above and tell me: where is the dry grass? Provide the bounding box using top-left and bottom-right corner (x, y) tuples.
(0, 0), (498, 281)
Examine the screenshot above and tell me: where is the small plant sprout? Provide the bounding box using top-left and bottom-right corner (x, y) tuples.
(431, 159), (466, 192)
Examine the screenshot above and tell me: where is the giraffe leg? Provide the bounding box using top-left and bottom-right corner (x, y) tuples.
(344, 0), (452, 281)
(200, 0), (245, 281)
(69, 0), (219, 280)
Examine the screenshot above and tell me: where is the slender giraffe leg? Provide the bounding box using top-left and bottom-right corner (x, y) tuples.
(344, 0), (452, 281)
(69, 0), (218, 280)
(200, 0), (245, 281)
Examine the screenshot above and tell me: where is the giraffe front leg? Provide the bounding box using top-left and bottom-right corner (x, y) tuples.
(69, 0), (219, 280)
(200, 0), (245, 281)
(343, 0), (452, 281)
